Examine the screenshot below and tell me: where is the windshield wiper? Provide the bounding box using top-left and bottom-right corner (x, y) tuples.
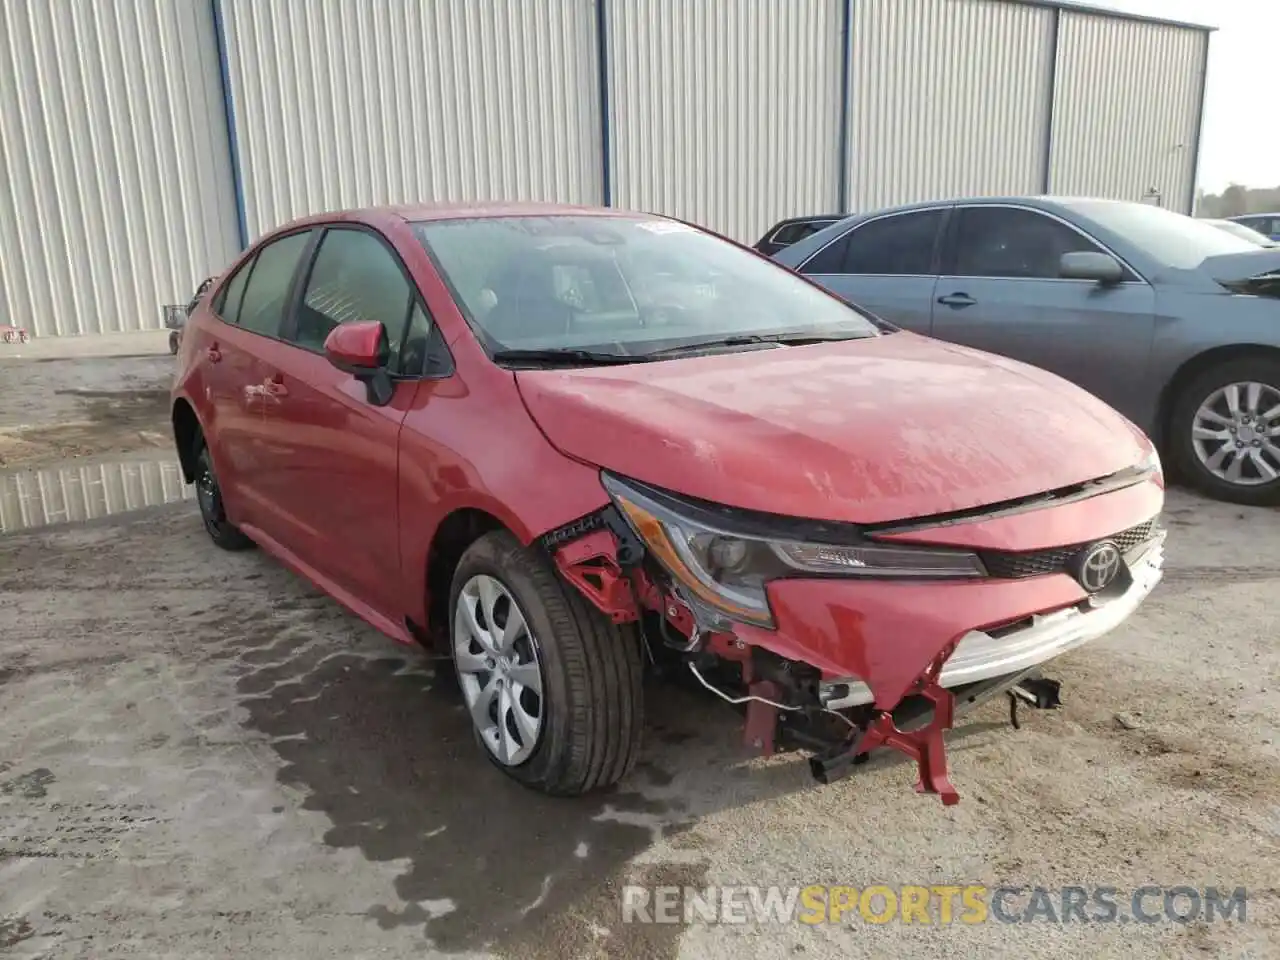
(491, 348), (649, 366)
(644, 330), (871, 358)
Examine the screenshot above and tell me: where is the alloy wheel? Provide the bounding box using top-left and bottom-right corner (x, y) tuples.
(453, 574), (545, 767)
(1191, 381), (1280, 486)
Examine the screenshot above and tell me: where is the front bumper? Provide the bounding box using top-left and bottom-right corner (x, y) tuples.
(818, 533), (1165, 710)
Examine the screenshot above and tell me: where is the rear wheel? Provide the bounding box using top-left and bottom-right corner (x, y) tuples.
(1169, 357), (1280, 505)
(194, 443), (254, 550)
(449, 530), (644, 795)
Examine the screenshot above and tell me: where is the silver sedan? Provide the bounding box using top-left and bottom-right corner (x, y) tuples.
(773, 197), (1280, 505)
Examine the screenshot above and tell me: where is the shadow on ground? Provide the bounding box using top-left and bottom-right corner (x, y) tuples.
(192, 575), (1010, 958)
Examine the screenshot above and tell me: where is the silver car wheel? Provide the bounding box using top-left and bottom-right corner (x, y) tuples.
(1192, 381), (1280, 486)
(453, 574), (545, 767)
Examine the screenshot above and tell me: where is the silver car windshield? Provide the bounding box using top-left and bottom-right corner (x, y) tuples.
(412, 216), (880, 355)
(1067, 201), (1263, 270)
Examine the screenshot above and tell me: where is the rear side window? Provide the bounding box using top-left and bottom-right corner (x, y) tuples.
(294, 228), (417, 368)
(843, 210), (943, 275)
(802, 210), (942, 276)
(213, 259), (253, 323)
(949, 207), (1099, 279)
(800, 232), (852, 274)
(237, 231), (313, 337)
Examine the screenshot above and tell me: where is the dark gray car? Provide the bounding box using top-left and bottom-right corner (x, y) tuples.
(773, 197), (1280, 505)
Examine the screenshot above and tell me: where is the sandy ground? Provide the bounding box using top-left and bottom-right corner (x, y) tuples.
(1, 355), (1278, 959)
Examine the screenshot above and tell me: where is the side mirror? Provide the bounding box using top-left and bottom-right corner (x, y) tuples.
(1059, 251), (1124, 285)
(323, 320), (395, 406)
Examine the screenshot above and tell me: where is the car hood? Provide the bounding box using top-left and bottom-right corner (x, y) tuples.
(514, 333), (1149, 525)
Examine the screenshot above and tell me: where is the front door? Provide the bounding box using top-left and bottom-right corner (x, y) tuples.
(252, 226), (431, 620)
(795, 207), (948, 334)
(930, 205), (1157, 416)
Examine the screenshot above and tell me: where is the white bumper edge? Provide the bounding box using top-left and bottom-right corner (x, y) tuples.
(819, 534), (1166, 711)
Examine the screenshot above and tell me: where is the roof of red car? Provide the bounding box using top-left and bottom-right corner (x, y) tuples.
(280, 201), (656, 230)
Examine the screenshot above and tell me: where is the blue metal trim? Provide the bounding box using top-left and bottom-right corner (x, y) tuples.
(836, 0), (853, 213)
(1186, 29), (1211, 214)
(1040, 7), (1061, 194)
(211, 0), (249, 249)
(594, 0), (612, 206)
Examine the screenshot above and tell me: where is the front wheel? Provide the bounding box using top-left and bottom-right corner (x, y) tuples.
(449, 531), (644, 795)
(1169, 357), (1280, 505)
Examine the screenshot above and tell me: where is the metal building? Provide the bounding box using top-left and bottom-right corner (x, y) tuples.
(0, 0), (1211, 339)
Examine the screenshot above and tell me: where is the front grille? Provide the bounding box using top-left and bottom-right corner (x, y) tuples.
(980, 520), (1157, 580)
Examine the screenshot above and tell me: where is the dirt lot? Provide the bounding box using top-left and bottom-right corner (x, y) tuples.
(2, 355), (1279, 959)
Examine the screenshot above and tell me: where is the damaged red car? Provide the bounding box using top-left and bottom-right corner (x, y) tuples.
(171, 203), (1165, 804)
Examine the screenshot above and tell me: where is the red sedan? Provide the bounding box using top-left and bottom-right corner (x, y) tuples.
(171, 203), (1165, 804)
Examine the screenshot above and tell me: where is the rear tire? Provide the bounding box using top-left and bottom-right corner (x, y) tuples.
(1168, 357), (1280, 506)
(194, 442), (254, 551)
(448, 530), (644, 795)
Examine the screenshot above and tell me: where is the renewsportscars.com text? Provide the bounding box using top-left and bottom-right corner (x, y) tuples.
(621, 884), (1248, 926)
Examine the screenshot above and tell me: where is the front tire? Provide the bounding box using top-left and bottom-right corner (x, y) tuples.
(194, 443), (254, 550)
(1169, 357), (1280, 505)
(449, 531), (644, 795)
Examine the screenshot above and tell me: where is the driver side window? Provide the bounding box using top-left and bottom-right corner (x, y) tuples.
(949, 207), (1102, 279)
(291, 227), (422, 372)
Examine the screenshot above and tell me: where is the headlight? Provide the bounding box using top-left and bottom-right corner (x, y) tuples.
(601, 474), (987, 629)
(1138, 446), (1162, 481)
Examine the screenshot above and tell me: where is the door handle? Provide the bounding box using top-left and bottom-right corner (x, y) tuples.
(937, 292), (977, 308)
(206, 342), (223, 363)
(263, 375), (288, 399)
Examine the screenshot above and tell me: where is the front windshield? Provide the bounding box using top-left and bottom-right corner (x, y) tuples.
(1066, 200), (1264, 270)
(412, 215), (880, 356)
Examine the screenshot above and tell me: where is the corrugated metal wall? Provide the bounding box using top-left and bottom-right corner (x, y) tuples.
(0, 0), (239, 337)
(221, 0), (603, 242)
(1, 0), (1213, 337)
(846, 0), (1055, 211)
(0, 459), (193, 535)
(605, 0), (843, 244)
(1048, 11), (1205, 213)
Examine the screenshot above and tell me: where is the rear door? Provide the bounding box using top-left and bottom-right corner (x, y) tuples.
(931, 204), (1156, 415)
(794, 207), (948, 333)
(250, 225), (429, 619)
(200, 229), (315, 532)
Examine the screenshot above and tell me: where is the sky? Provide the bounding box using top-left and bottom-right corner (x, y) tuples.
(1094, 0), (1277, 193)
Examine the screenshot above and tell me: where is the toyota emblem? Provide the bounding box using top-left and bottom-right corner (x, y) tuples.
(1074, 541), (1122, 593)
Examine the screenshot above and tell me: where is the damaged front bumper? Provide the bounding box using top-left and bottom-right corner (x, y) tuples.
(550, 486), (1167, 807)
(818, 535), (1165, 710)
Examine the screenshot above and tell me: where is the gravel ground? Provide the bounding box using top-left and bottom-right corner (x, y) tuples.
(1, 356), (1278, 959)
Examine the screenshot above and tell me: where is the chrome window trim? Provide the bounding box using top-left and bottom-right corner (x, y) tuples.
(944, 201), (1152, 286)
(798, 200), (1152, 286)
(794, 205), (951, 274)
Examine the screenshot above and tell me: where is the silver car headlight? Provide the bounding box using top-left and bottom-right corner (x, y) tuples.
(601, 473), (987, 629)
(1138, 446), (1162, 482)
